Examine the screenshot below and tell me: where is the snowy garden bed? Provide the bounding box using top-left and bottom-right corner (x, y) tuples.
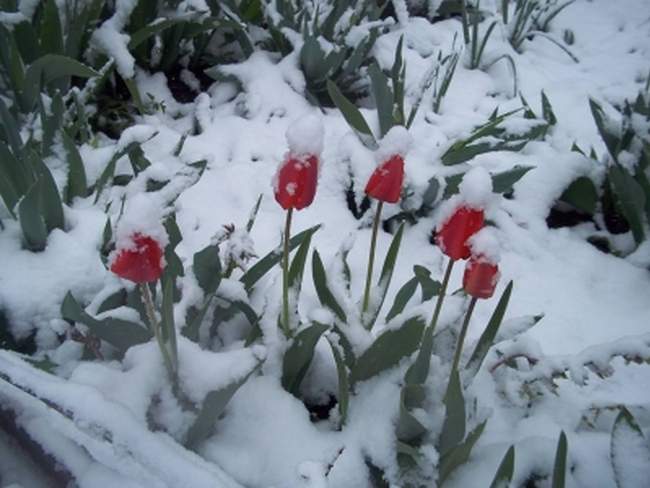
(1, 0), (650, 486)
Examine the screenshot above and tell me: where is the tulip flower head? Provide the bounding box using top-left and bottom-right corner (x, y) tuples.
(365, 126), (412, 204)
(111, 233), (164, 283)
(463, 256), (499, 299)
(365, 154), (405, 203)
(274, 114), (324, 211)
(274, 155), (319, 210)
(435, 206), (485, 260)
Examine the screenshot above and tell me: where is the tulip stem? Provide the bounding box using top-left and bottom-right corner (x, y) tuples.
(428, 257), (455, 334)
(140, 282), (176, 384)
(282, 207), (294, 337)
(362, 201), (383, 319)
(450, 296), (478, 377)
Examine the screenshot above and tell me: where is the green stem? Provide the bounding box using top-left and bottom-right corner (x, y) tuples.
(140, 282), (176, 383)
(362, 201), (383, 317)
(281, 207), (293, 337)
(450, 296), (478, 376)
(428, 257), (455, 334)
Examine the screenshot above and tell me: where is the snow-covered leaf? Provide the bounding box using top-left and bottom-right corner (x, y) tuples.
(552, 431), (568, 488)
(312, 249), (347, 323)
(350, 316), (425, 385)
(610, 408), (650, 488)
(185, 363), (261, 451)
(489, 445), (515, 488)
(281, 322), (329, 395)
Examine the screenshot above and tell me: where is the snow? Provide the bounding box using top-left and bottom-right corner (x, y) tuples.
(1, 0), (650, 486)
(469, 227), (501, 264)
(286, 113), (325, 156)
(112, 193), (169, 253)
(375, 125), (413, 163)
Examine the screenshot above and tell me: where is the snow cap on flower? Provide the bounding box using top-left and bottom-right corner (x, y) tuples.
(113, 194), (169, 251)
(458, 166), (493, 208)
(286, 113), (324, 156)
(365, 126), (412, 203)
(468, 227), (501, 265)
(434, 166), (493, 232)
(375, 126), (412, 163)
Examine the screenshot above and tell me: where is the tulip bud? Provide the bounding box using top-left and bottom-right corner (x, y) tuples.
(110, 233), (164, 283)
(435, 206), (485, 260)
(365, 154), (405, 203)
(274, 154), (319, 210)
(463, 256), (499, 299)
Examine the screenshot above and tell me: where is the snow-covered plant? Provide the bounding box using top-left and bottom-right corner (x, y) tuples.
(0, 1), (99, 115)
(556, 91), (650, 252)
(499, 0), (578, 62)
(262, 0), (390, 105)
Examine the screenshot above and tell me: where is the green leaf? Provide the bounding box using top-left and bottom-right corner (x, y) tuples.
(326, 335), (349, 425)
(385, 277), (418, 322)
(13, 21), (41, 64)
(312, 249), (347, 323)
(161, 276), (178, 368)
(492, 166), (534, 194)
(368, 62), (394, 138)
(19, 180), (48, 251)
(465, 281), (513, 379)
(193, 244), (222, 296)
(413, 265), (441, 301)
(62, 132), (88, 203)
(97, 289), (127, 314)
(129, 16), (194, 49)
(396, 384), (428, 443)
(439, 369), (465, 455)
(560, 176), (598, 214)
(589, 99), (620, 160)
(489, 446), (515, 488)
(552, 431), (568, 488)
(61, 292), (152, 351)
(0, 165), (19, 218)
(0, 98), (22, 156)
(40, 0), (64, 56)
(246, 194), (263, 232)
(28, 153), (64, 232)
(23, 55), (97, 111)
(350, 316), (425, 385)
(282, 322), (329, 395)
(241, 225), (320, 293)
(439, 420), (487, 484)
(185, 363), (260, 450)
(609, 165), (646, 244)
(541, 90), (557, 125)
(327, 79), (376, 148)
(610, 408), (650, 488)
(366, 223), (405, 328)
(288, 227), (313, 291)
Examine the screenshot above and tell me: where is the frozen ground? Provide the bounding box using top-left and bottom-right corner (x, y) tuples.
(0, 0), (649, 487)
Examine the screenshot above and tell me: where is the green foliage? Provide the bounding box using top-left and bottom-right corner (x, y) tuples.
(552, 431), (568, 488)
(61, 292), (152, 353)
(185, 363), (260, 450)
(281, 322), (329, 395)
(500, 0), (578, 62)
(489, 446), (516, 488)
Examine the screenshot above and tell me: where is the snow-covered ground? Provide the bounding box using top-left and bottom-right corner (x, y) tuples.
(1, 0), (650, 487)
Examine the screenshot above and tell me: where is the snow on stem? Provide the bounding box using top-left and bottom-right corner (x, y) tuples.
(140, 282), (177, 384)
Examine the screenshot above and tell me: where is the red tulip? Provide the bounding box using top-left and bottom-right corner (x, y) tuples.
(435, 206), (484, 260)
(274, 155), (319, 210)
(111, 233), (164, 283)
(365, 154), (405, 203)
(463, 256), (499, 299)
